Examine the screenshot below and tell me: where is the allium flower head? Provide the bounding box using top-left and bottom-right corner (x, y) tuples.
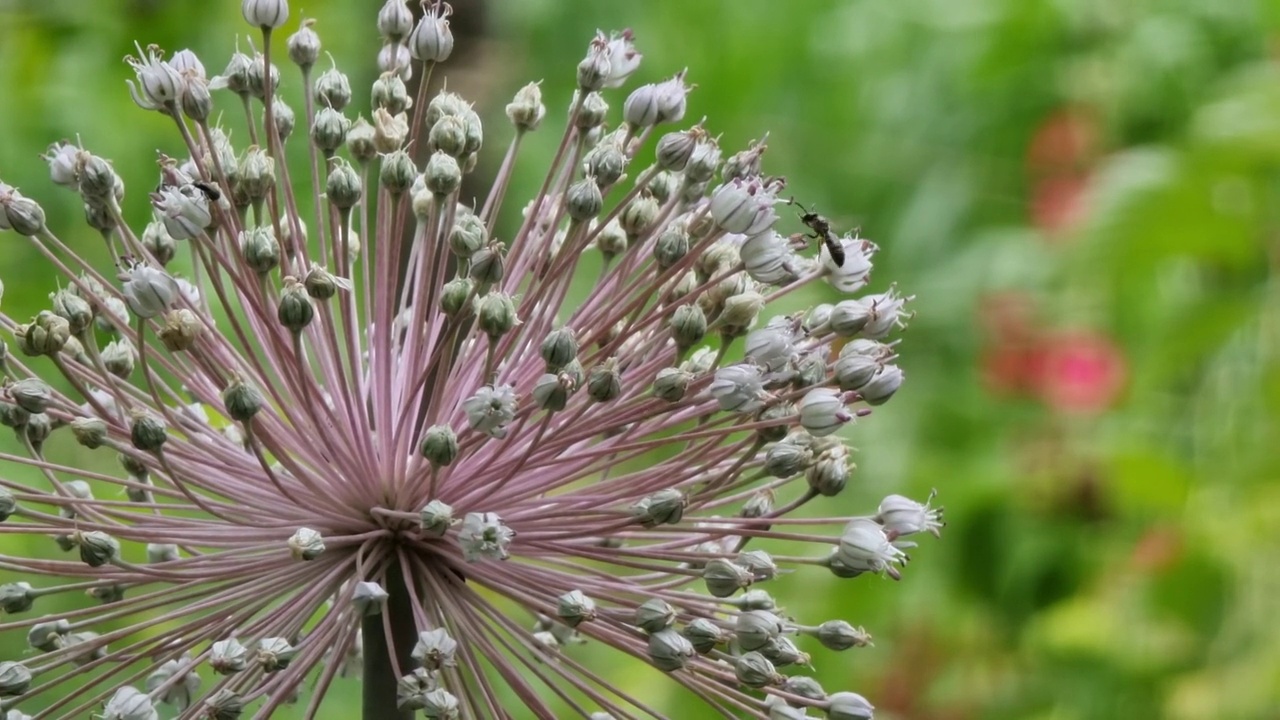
(0, 3), (938, 717)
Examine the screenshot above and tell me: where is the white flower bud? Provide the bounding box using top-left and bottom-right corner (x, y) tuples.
(288, 527), (325, 560)
(875, 491), (943, 538)
(101, 686), (158, 720)
(506, 82), (546, 131)
(825, 692), (875, 720)
(410, 627), (458, 671)
(709, 364), (766, 413)
(408, 2), (454, 62)
(378, 0), (414, 42)
(457, 511), (514, 561)
(125, 43), (184, 111)
(242, 0), (289, 29)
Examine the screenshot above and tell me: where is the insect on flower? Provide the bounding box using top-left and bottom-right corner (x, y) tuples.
(0, 0), (936, 717)
(791, 198), (846, 267)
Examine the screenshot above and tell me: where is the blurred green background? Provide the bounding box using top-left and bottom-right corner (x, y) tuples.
(3, 0), (1280, 718)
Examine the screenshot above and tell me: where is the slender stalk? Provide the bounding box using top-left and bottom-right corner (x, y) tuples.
(362, 554), (418, 720)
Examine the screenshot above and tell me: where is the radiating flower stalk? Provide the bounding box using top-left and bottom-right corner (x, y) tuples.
(0, 0), (938, 717)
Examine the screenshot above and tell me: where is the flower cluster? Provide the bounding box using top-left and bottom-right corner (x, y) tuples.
(0, 0), (936, 717)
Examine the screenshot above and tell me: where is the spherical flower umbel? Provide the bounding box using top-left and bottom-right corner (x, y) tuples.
(0, 5), (938, 718)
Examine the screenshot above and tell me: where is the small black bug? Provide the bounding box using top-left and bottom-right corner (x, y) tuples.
(192, 180), (222, 202)
(790, 199), (845, 267)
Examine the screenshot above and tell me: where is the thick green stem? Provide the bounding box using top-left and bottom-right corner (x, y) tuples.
(363, 554), (417, 720)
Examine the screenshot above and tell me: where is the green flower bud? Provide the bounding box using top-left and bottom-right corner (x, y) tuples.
(647, 628), (695, 671)
(326, 157), (363, 209)
(686, 137), (722, 183)
(304, 264), (343, 300)
(65, 630), (106, 666)
(75, 530), (120, 567)
(540, 328), (578, 371)
(27, 618), (70, 651)
(825, 692), (875, 720)
(734, 651), (781, 688)
(223, 378), (264, 422)
(532, 372), (573, 412)
(419, 425), (459, 467)
(656, 129), (698, 172)
(119, 452), (149, 479)
(287, 19), (321, 69)
(380, 150), (417, 195)
(0, 582), (34, 614)
(449, 212), (487, 259)
(575, 91), (609, 131)
(783, 675), (827, 702)
(239, 226), (280, 276)
(146, 655), (201, 711)
(424, 151), (462, 196)
(88, 583), (126, 604)
(762, 635), (810, 667)
(668, 304), (706, 351)
(26, 311), (71, 355)
(505, 82), (545, 132)
(0, 660), (31, 696)
(23, 412), (52, 449)
(237, 146), (276, 207)
(634, 597), (677, 633)
(565, 176), (603, 221)
(630, 489), (685, 528)
(732, 589), (777, 611)
(206, 689), (245, 720)
(593, 218), (628, 262)
(0, 487), (16, 521)
(702, 558), (753, 598)
(51, 289), (93, 335)
(649, 171), (678, 205)
(556, 590), (596, 627)
(653, 223), (689, 270)
(812, 620), (871, 651)
(586, 359), (621, 403)
(429, 114), (468, 158)
(372, 71), (411, 113)
(440, 277), (472, 316)
(8, 378), (52, 414)
(314, 66), (351, 111)
(270, 96), (296, 142)
(312, 107), (350, 153)
(828, 299), (871, 337)
(419, 499), (455, 537)
(619, 192), (660, 239)
(0, 402), (29, 429)
(468, 242), (506, 290)
(682, 618), (723, 654)
(1, 193), (46, 236)
(347, 116), (377, 165)
(278, 278), (315, 334)
(735, 609), (785, 652)
(102, 338), (136, 379)
(651, 367), (692, 403)
(475, 292), (517, 339)
(146, 542), (179, 564)
(586, 140), (627, 188)
(755, 402), (794, 443)
(129, 410), (167, 452)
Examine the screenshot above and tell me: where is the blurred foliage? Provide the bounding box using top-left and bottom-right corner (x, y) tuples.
(3, 0), (1280, 718)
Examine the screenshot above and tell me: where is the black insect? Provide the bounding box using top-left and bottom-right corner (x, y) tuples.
(192, 180), (222, 202)
(790, 199), (845, 267)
